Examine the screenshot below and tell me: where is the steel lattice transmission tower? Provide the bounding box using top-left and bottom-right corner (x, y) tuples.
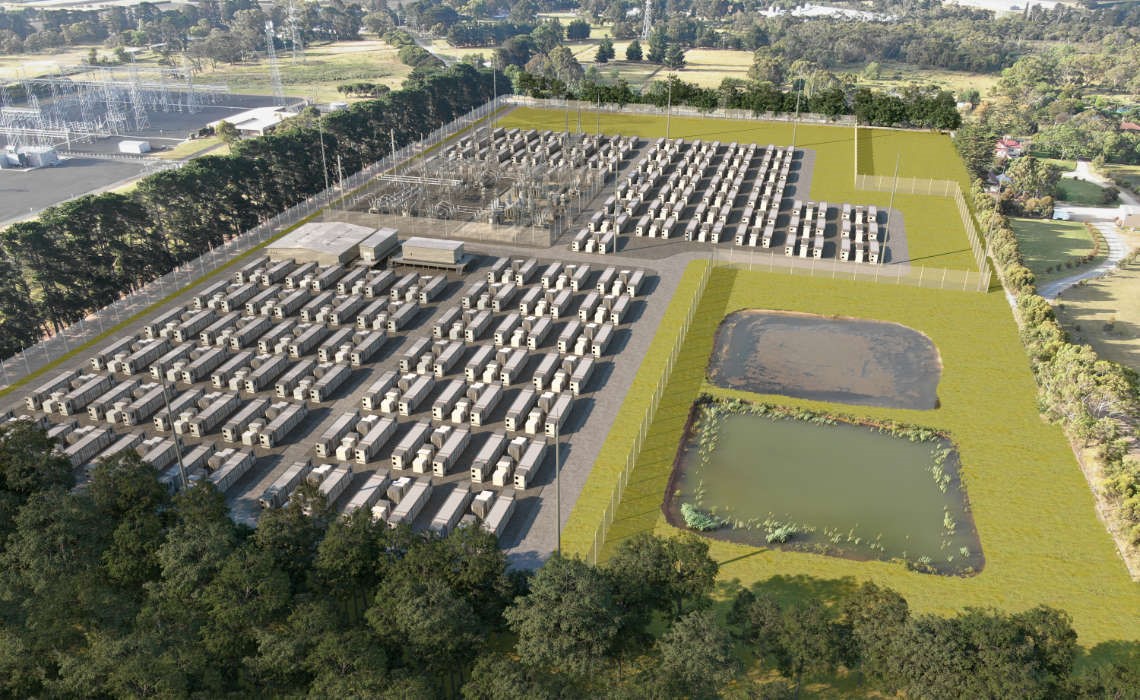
(265, 21), (287, 105)
(641, 0), (653, 40)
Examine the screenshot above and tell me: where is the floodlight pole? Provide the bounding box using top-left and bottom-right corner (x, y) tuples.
(158, 362), (188, 491)
(884, 153), (900, 265)
(555, 421), (561, 556)
(317, 110), (331, 205)
(666, 77), (673, 140)
(792, 88), (800, 150)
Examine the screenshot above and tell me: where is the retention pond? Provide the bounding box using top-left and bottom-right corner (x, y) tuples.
(707, 310), (942, 410)
(667, 400), (983, 575)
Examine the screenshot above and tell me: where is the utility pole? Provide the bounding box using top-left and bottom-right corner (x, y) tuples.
(555, 420), (561, 555)
(158, 363), (187, 491)
(666, 77), (672, 140)
(884, 153), (900, 265)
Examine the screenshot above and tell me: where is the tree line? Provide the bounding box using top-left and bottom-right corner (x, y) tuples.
(0, 419), (1137, 697)
(0, 0), (370, 59)
(516, 72), (961, 131)
(964, 172), (1140, 552)
(0, 63), (500, 358)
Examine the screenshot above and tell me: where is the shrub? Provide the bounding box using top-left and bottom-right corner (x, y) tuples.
(681, 503), (720, 531)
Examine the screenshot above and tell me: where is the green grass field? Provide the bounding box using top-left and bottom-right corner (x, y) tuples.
(1056, 177), (1115, 205)
(498, 107), (978, 269)
(854, 62), (999, 100)
(573, 262), (1140, 647)
(1009, 217), (1098, 282)
(1103, 163), (1140, 195)
(194, 40), (411, 104)
(1055, 257), (1140, 373)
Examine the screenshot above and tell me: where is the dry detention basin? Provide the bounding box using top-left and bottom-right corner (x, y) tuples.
(708, 310), (942, 410)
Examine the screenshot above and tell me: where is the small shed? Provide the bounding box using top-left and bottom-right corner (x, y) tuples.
(118, 140), (152, 154)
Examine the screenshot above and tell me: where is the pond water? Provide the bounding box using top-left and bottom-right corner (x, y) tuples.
(667, 404), (983, 574)
(707, 311), (942, 410)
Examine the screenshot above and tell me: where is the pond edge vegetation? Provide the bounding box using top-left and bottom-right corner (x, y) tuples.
(665, 394), (982, 577)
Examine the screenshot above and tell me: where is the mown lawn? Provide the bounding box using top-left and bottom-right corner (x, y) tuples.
(498, 107), (978, 270)
(1009, 217), (1098, 282)
(1055, 258), (1140, 373)
(1056, 176), (1115, 205)
(578, 262), (1140, 647)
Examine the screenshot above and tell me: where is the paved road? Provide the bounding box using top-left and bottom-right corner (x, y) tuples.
(1063, 160), (1140, 208)
(1039, 221), (1129, 301)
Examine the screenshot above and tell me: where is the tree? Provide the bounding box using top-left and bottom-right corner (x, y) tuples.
(664, 43), (686, 70)
(595, 37), (614, 64)
(954, 121), (999, 180)
(214, 119), (240, 144)
(367, 573), (481, 674)
(566, 18), (590, 41)
(647, 28), (667, 64)
(464, 653), (555, 699)
(625, 39), (642, 62)
(605, 533), (719, 627)
(650, 609), (737, 698)
(842, 582), (910, 688)
(548, 45), (584, 85)
(504, 555), (622, 684)
(530, 21), (563, 54)
(776, 600), (843, 693)
(728, 589), (784, 658)
(749, 48), (785, 85)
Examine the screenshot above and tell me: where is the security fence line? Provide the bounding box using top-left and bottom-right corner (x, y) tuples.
(854, 173), (990, 279)
(588, 257), (713, 566)
(0, 98), (504, 392)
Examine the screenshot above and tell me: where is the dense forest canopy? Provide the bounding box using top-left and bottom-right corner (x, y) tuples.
(1, 420), (1138, 697)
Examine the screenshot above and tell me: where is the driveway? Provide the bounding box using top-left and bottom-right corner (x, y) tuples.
(1039, 221), (1129, 301)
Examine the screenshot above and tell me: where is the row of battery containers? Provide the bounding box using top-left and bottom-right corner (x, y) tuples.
(226, 254), (445, 307)
(83, 322), (385, 389)
(339, 460), (520, 539)
(134, 268), (437, 347)
(315, 405), (554, 493)
(476, 261), (647, 300)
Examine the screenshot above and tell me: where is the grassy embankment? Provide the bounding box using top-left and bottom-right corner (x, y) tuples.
(1009, 217), (1099, 282)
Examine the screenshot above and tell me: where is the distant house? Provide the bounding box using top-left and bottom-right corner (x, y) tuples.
(995, 137), (1024, 159)
(1120, 121), (1140, 133)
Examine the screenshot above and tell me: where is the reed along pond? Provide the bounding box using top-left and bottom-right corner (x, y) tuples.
(707, 311), (942, 410)
(668, 402), (983, 575)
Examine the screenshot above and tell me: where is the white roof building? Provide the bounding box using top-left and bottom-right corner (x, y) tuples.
(209, 107), (297, 137)
(267, 221), (380, 266)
